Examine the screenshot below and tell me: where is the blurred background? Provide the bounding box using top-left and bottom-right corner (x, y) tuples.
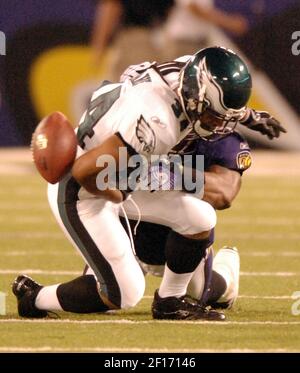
(0, 0), (299, 149)
(1, 1), (300, 351)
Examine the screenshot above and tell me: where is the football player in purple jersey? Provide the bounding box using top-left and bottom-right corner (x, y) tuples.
(12, 47), (285, 320)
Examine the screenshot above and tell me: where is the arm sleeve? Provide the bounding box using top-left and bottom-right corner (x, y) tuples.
(212, 132), (252, 174)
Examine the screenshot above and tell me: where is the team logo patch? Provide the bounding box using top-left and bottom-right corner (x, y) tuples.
(236, 151), (252, 170)
(136, 115), (156, 153)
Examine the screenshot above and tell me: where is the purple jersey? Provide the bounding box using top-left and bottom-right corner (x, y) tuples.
(198, 132), (251, 174)
(174, 131), (251, 174)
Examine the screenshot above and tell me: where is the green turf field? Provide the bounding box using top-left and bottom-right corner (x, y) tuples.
(0, 150), (300, 352)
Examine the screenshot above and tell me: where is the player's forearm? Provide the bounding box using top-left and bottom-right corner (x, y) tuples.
(203, 172), (231, 209)
(73, 170), (123, 203)
(72, 134), (127, 203)
(202, 189), (228, 210)
(91, 0), (123, 52)
(189, 3), (229, 28)
(203, 168), (241, 210)
(188, 3), (246, 34)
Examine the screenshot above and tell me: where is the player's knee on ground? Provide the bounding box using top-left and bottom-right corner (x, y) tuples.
(175, 195), (216, 236)
(75, 270), (145, 310)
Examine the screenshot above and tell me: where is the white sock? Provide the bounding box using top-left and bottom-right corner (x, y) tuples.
(35, 284), (63, 311)
(158, 265), (194, 298)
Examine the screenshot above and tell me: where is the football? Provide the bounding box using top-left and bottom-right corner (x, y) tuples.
(31, 111), (77, 184)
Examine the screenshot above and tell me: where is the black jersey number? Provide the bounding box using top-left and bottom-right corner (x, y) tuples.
(77, 82), (121, 148)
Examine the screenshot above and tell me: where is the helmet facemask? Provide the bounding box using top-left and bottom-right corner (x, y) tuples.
(194, 104), (247, 141)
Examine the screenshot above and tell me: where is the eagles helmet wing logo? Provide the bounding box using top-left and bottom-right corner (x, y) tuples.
(136, 115), (156, 153)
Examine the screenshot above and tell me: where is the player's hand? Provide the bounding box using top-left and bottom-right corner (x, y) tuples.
(145, 158), (183, 192)
(144, 158), (203, 194)
(226, 14), (249, 35)
(240, 109), (287, 139)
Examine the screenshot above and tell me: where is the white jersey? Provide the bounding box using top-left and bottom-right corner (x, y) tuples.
(77, 65), (192, 158)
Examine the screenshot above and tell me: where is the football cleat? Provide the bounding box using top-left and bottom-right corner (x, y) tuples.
(12, 275), (48, 318)
(151, 289), (225, 321)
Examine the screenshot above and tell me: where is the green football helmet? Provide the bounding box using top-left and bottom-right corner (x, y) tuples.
(178, 46), (252, 139)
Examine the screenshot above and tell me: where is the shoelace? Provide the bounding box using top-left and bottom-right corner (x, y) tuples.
(120, 195), (142, 256)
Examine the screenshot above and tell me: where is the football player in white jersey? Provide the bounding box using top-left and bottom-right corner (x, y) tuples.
(12, 47), (285, 320)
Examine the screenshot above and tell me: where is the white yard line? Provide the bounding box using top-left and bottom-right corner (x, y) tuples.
(0, 269), (81, 276)
(218, 232), (300, 240)
(238, 295), (292, 299)
(0, 319), (300, 326)
(233, 203), (300, 211)
(0, 164), (35, 175)
(241, 252), (300, 257)
(3, 250), (300, 258)
(2, 215), (299, 226)
(0, 216), (53, 224)
(240, 271), (300, 276)
(1, 269), (300, 277)
(3, 202), (300, 211)
(0, 203), (48, 210)
(0, 347), (296, 353)
(2, 231), (300, 240)
(0, 232), (64, 239)
(3, 251), (70, 257)
(142, 295), (293, 300)
(220, 217), (300, 226)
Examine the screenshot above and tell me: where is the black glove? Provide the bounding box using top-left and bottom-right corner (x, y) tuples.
(240, 109), (287, 140)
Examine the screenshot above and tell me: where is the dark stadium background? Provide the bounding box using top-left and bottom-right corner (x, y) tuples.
(0, 0), (299, 146)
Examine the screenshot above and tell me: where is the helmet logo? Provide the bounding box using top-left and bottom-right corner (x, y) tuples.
(200, 58), (227, 114)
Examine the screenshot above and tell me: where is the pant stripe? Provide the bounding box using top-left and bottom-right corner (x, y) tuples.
(57, 174), (122, 307)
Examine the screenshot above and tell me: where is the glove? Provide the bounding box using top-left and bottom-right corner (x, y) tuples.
(240, 109), (287, 140)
